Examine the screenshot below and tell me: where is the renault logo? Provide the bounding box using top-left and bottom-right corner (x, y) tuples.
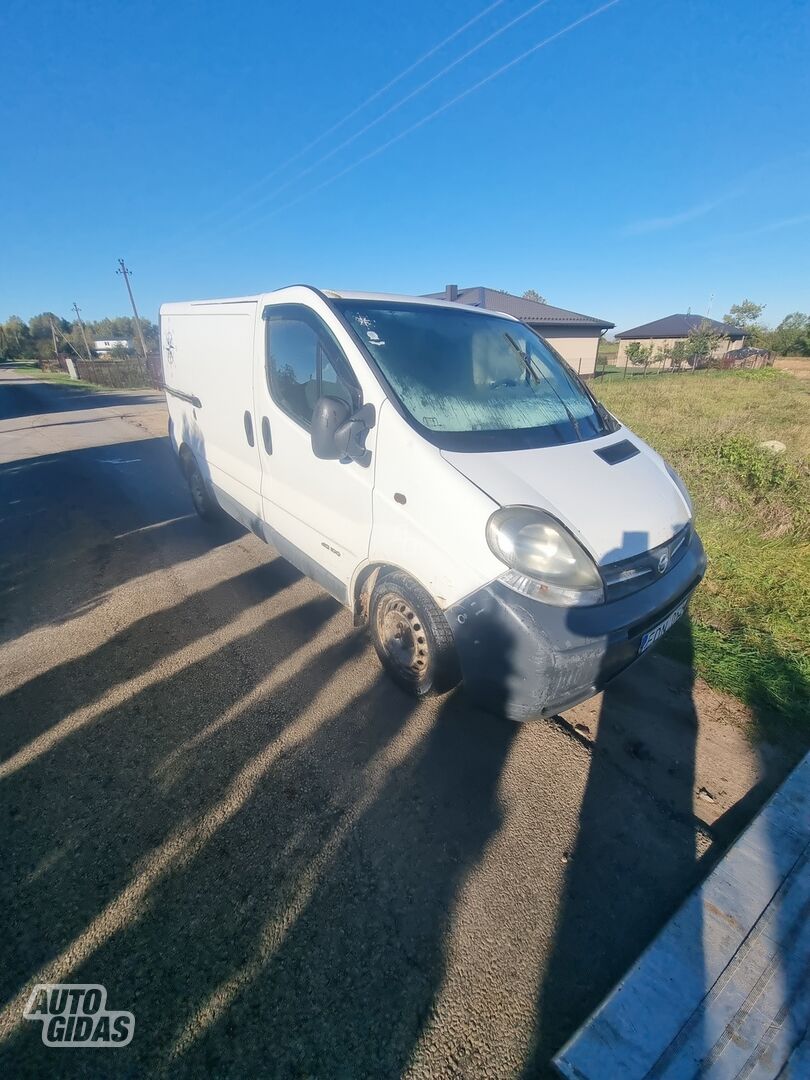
(657, 550), (670, 574)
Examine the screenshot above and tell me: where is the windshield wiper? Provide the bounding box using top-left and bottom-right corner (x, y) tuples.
(504, 332), (540, 385)
(503, 332), (584, 440)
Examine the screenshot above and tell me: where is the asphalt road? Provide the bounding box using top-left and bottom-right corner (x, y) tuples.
(0, 367), (785, 1079)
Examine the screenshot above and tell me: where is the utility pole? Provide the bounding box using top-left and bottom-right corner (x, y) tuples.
(49, 318), (60, 365)
(72, 302), (93, 360)
(51, 318), (79, 379)
(116, 258), (149, 361)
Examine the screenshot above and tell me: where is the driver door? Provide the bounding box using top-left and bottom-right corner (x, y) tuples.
(254, 303), (374, 603)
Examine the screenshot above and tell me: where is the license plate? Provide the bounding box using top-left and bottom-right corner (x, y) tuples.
(638, 601), (686, 655)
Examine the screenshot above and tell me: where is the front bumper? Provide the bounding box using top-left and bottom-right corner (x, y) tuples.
(447, 533), (706, 721)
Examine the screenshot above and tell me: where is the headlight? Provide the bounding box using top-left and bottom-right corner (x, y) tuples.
(665, 462), (693, 516)
(486, 506), (604, 607)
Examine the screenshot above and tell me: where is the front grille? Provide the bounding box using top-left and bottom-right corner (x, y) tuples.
(602, 523), (692, 602)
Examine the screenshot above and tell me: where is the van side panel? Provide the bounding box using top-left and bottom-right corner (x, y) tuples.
(162, 303), (262, 518)
(368, 400), (504, 607)
(161, 308), (195, 457)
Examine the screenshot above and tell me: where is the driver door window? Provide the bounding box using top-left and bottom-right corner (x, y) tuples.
(265, 308), (357, 429)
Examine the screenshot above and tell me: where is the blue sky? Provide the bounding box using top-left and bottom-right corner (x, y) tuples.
(2, 0), (808, 333)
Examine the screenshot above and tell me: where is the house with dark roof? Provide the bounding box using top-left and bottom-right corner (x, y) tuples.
(423, 285), (614, 377)
(615, 314), (746, 366)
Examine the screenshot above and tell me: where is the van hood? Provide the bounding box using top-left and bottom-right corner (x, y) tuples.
(442, 430), (690, 564)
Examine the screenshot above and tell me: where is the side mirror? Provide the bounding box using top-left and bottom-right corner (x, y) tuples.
(311, 398), (375, 464)
(311, 396), (351, 459)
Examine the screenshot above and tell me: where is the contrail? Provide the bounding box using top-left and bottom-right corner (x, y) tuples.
(195, 0), (508, 229)
(213, 0), (557, 234)
(243, 0), (623, 231)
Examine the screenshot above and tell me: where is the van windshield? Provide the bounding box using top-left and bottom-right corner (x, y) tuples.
(334, 301), (616, 451)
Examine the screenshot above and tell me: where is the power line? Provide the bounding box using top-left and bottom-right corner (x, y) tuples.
(195, 0), (509, 231)
(246, 0), (623, 231)
(50, 318), (85, 364)
(210, 0), (556, 238)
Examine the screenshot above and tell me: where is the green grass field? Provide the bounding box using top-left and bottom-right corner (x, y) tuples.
(596, 369), (809, 744)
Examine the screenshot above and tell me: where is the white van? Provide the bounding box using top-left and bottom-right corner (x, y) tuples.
(160, 286), (705, 720)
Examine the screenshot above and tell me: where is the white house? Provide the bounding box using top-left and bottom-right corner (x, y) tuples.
(93, 339), (130, 355)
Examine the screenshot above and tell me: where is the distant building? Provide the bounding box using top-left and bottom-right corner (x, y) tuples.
(615, 314), (745, 365)
(422, 285), (614, 377)
(94, 339), (130, 355)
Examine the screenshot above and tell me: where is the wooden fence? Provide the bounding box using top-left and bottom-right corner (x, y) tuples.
(592, 350), (774, 381)
(43, 353), (163, 389)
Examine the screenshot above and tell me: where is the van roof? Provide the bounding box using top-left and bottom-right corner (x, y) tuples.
(323, 288), (518, 317)
(162, 286), (518, 320)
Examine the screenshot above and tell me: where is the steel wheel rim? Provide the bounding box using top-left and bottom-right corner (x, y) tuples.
(190, 469), (206, 513)
(376, 595), (429, 679)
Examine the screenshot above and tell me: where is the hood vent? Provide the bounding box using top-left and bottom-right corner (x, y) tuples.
(595, 439), (640, 465)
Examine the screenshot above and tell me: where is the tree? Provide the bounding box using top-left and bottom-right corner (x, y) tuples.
(0, 316), (33, 359)
(89, 315), (158, 355)
(687, 320), (724, 367)
(625, 341), (654, 367)
(669, 340), (688, 370)
(769, 312), (810, 356)
(28, 313), (70, 362)
(723, 299), (769, 348)
(522, 289), (548, 304)
(0, 311), (161, 362)
(29, 312), (69, 339)
(723, 299), (764, 331)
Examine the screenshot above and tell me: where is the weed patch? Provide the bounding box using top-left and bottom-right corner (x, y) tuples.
(597, 370), (810, 744)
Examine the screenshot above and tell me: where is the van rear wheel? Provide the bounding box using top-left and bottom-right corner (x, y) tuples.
(370, 572), (460, 697)
(184, 455), (220, 521)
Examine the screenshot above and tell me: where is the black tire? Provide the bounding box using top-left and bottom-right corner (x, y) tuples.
(183, 454), (220, 521)
(369, 571), (460, 697)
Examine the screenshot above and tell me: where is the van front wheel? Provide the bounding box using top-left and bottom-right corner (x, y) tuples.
(370, 572), (460, 697)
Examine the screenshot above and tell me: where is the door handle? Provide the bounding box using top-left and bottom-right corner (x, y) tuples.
(261, 416), (272, 455)
(243, 410), (255, 447)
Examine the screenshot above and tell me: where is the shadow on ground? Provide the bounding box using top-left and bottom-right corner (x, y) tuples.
(0, 557), (726, 1080)
(525, 617), (706, 1076)
(0, 437), (244, 644)
(0, 365), (160, 421)
(1, 583), (517, 1076)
